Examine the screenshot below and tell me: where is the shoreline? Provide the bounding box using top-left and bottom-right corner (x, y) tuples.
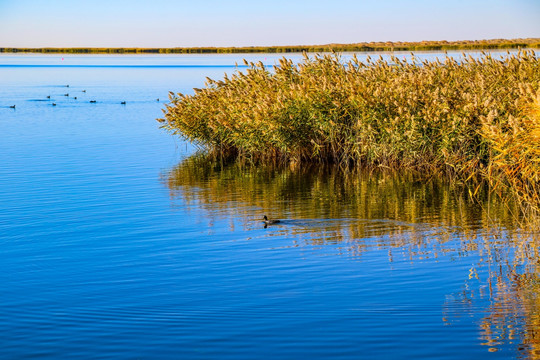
(1, 38), (539, 54)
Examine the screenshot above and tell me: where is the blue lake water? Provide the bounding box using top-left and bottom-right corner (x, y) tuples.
(0, 52), (538, 359)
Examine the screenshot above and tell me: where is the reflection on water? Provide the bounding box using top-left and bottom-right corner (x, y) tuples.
(444, 264), (540, 357)
(164, 153), (540, 358)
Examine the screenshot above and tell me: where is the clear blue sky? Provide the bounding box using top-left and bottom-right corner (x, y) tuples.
(0, 0), (538, 47)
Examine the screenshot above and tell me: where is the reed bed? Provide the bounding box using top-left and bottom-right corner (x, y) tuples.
(159, 50), (540, 210)
(481, 94), (540, 213)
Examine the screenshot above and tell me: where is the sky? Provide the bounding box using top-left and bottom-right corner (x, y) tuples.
(0, 0), (539, 48)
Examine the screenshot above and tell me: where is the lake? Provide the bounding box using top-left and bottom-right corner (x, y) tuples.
(1, 52), (538, 359)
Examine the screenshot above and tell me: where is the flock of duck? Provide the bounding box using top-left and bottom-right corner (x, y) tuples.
(5, 91), (281, 229)
(6, 84), (160, 108)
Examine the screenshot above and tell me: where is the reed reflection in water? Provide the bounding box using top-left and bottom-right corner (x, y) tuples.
(164, 154), (540, 358)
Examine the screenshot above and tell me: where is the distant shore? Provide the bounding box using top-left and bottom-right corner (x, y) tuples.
(1, 38), (539, 54)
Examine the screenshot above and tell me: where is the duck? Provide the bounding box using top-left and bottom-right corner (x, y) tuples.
(263, 215), (280, 226)
(89, 100), (97, 103)
(52, 103), (57, 106)
(9, 105), (15, 109)
(121, 101), (126, 105)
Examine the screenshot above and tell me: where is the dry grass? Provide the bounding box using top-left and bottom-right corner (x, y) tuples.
(481, 91), (540, 214)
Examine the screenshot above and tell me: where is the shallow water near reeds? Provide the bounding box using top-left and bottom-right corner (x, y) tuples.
(1, 52), (539, 359)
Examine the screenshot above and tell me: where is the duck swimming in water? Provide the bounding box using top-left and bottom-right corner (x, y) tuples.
(263, 215), (280, 227)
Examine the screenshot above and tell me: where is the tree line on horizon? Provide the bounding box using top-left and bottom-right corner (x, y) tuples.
(1, 38), (539, 54)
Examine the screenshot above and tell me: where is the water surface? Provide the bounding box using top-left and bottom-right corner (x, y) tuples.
(0, 52), (538, 359)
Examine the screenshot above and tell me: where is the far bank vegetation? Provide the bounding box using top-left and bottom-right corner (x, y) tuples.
(2, 38), (539, 54)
